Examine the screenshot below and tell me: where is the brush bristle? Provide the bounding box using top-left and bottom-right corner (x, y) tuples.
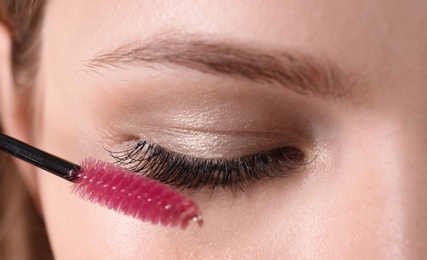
(72, 158), (202, 229)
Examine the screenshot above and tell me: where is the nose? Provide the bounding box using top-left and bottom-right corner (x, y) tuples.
(336, 120), (427, 258)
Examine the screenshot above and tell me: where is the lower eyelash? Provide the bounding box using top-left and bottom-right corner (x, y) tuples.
(107, 140), (309, 191)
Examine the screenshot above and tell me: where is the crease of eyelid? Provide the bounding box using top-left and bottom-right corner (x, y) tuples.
(96, 125), (313, 148)
(102, 129), (314, 160)
(80, 33), (354, 102)
(131, 127), (307, 140)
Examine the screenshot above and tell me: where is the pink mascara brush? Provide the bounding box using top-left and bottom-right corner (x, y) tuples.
(0, 133), (202, 229)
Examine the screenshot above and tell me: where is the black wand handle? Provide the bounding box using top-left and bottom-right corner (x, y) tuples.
(0, 134), (79, 181)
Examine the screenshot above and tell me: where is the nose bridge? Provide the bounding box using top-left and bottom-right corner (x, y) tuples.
(387, 128), (427, 256)
(349, 119), (427, 257)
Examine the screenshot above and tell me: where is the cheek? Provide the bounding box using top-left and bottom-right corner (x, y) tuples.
(37, 170), (161, 259)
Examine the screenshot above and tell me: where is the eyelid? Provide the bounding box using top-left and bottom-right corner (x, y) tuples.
(107, 139), (310, 192)
(103, 124), (312, 160)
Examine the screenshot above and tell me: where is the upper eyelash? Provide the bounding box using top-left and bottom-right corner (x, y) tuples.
(107, 140), (310, 192)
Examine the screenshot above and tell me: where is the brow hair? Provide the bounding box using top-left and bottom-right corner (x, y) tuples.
(85, 34), (351, 101)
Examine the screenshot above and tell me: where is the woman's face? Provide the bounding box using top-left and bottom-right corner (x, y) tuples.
(25, 0), (427, 258)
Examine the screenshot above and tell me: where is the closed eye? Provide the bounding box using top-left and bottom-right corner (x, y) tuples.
(107, 140), (311, 192)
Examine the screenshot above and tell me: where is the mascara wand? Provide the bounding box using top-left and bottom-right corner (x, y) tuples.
(0, 133), (203, 228)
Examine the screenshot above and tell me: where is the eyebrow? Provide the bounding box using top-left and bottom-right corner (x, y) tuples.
(85, 34), (350, 101)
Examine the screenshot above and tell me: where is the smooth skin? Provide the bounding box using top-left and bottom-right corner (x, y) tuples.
(1, 0), (427, 259)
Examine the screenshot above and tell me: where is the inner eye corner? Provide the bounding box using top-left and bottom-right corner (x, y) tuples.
(281, 146), (305, 160)
(280, 143), (319, 167)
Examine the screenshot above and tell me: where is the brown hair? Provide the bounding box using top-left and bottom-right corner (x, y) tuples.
(0, 0), (53, 259)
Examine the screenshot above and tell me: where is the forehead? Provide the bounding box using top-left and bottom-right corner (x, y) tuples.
(43, 1), (424, 52)
(42, 1), (427, 106)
